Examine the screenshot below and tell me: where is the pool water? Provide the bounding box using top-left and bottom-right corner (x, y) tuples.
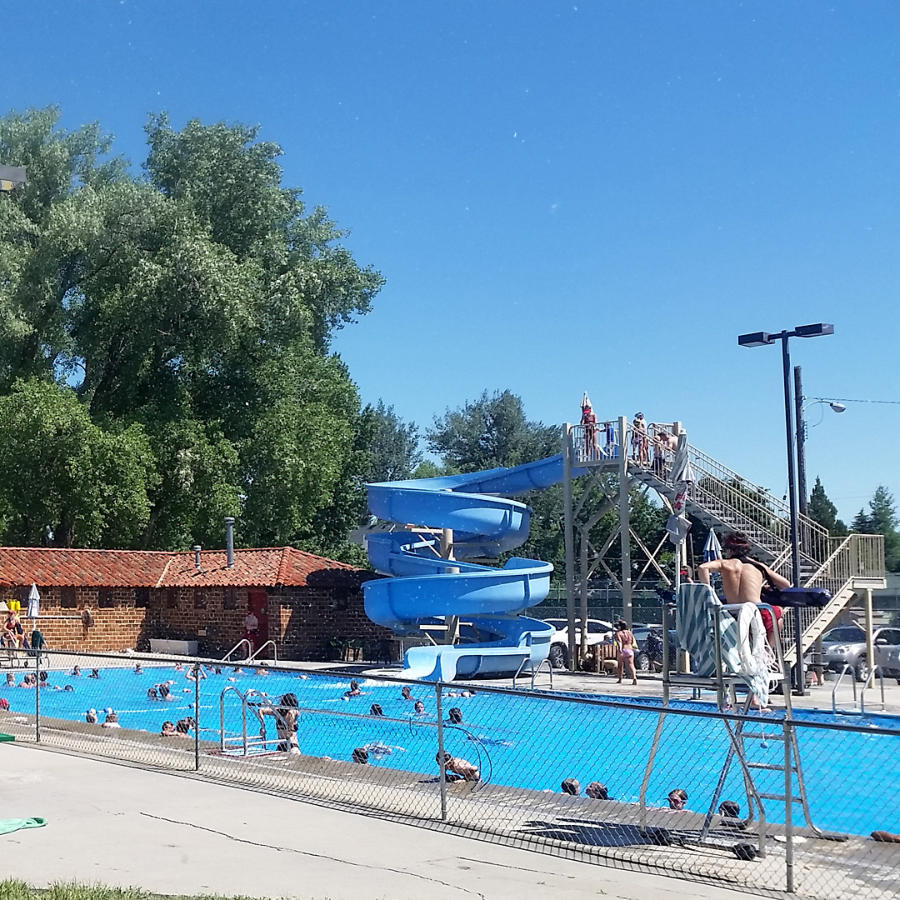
(2, 666), (896, 837)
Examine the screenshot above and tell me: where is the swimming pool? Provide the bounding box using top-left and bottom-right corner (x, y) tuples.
(3, 665), (896, 838)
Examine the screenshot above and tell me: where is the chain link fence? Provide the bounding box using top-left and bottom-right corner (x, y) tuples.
(0, 648), (897, 899)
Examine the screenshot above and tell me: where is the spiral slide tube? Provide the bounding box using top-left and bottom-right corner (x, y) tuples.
(363, 454), (581, 682)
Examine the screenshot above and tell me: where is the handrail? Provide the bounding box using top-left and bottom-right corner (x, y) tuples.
(247, 640), (278, 664)
(860, 665), (886, 715)
(831, 662), (886, 715)
(222, 638), (251, 663)
(831, 664), (858, 715)
(512, 656), (554, 690)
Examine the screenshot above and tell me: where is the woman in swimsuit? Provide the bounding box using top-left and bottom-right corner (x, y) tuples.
(260, 692), (300, 753)
(615, 619), (638, 685)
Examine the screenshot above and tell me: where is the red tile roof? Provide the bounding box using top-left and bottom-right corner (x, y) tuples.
(0, 546), (365, 589)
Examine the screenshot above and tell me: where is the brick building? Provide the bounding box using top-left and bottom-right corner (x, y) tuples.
(0, 546), (388, 660)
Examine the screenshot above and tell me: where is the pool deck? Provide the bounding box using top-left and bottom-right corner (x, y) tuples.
(1, 741), (754, 900)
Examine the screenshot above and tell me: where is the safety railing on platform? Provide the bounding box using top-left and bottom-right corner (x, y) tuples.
(570, 421), (620, 464)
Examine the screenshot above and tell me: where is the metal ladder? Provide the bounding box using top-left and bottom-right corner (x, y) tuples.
(640, 596), (828, 890)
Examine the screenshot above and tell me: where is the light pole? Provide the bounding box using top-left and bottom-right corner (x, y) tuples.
(737, 323), (835, 695)
(794, 366), (846, 516)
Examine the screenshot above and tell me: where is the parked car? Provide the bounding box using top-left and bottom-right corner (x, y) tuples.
(822, 626), (900, 682)
(542, 618), (614, 669)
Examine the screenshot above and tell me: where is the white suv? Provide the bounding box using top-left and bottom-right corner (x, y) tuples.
(542, 618), (614, 669)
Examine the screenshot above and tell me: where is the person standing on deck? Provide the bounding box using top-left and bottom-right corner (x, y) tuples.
(243, 608), (259, 653)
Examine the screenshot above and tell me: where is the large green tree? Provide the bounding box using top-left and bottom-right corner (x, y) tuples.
(0, 107), (382, 551)
(428, 389), (559, 471)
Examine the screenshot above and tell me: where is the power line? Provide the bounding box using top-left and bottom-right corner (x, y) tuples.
(812, 396), (900, 406)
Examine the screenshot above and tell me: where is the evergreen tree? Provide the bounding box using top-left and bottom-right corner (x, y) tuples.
(852, 486), (900, 572)
(807, 477), (847, 535)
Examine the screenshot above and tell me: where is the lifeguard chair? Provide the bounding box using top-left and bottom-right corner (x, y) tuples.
(638, 584), (829, 882)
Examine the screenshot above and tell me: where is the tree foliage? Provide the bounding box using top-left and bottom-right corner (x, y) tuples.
(359, 400), (422, 483)
(428, 389), (559, 472)
(807, 477), (847, 536)
(852, 486), (900, 571)
(0, 107), (382, 551)
(0, 380), (157, 547)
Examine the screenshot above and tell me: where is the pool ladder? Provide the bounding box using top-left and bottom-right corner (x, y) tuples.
(831, 663), (886, 715)
(219, 685), (287, 756)
(221, 638), (278, 664)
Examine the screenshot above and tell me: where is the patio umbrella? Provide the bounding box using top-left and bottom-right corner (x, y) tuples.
(702, 529), (723, 563)
(27, 583), (40, 618)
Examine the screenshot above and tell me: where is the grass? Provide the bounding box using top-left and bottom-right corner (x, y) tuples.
(0, 883), (280, 900)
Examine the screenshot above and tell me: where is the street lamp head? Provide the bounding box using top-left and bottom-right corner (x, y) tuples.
(737, 331), (773, 348)
(794, 323), (835, 338)
(829, 402), (846, 413)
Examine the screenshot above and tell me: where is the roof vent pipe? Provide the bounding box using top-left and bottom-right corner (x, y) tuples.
(225, 517), (235, 568)
(192, 545), (202, 570)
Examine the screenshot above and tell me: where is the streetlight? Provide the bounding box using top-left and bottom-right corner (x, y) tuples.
(738, 323), (835, 695)
(794, 368), (847, 516)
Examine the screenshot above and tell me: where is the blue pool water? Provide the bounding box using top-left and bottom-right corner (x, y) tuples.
(3, 666), (897, 837)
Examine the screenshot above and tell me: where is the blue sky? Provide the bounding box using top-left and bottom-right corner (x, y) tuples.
(3, 1), (898, 521)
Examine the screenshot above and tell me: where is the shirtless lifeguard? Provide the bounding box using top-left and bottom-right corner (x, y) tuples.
(697, 531), (791, 641)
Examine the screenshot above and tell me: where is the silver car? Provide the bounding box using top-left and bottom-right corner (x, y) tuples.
(823, 626), (900, 682)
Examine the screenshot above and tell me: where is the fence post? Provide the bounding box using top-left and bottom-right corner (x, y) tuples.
(193, 662), (200, 771)
(34, 646), (41, 743)
(783, 717), (794, 893)
(435, 682), (447, 822)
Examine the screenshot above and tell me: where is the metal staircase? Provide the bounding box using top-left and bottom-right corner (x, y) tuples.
(569, 420), (886, 663)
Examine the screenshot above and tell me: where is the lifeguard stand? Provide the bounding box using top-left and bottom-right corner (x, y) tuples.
(636, 585), (831, 890)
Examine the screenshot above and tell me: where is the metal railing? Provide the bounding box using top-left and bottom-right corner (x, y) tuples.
(247, 640), (278, 664)
(222, 638), (251, 662)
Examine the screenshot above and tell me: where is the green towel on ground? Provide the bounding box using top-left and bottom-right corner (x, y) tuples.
(0, 818), (46, 835)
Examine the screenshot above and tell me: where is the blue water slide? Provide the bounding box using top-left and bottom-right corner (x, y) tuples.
(363, 454), (583, 681)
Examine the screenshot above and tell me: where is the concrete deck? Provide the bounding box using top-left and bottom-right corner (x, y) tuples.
(1, 742), (754, 900)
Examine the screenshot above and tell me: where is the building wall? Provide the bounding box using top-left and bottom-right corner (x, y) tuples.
(6, 582), (389, 660)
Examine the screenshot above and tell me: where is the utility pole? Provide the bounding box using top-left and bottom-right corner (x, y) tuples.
(794, 366), (808, 517)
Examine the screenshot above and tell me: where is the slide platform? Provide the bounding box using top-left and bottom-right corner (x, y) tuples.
(363, 454), (582, 681)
